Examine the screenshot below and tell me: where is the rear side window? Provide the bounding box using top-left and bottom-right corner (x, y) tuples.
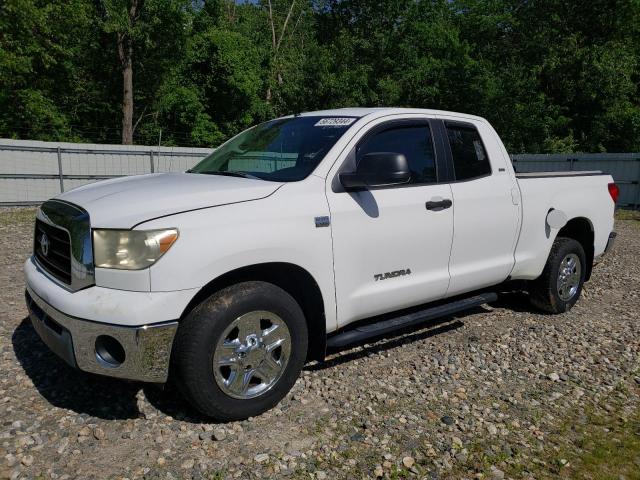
(445, 124), (491, 181)
(357, 124), (436, 184)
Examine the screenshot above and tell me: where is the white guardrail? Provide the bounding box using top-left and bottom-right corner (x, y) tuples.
(1, 139), (638, 208)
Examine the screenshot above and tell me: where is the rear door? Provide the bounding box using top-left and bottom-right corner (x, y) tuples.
(326, 117), (454, 327)
(439, 118), (521, 296)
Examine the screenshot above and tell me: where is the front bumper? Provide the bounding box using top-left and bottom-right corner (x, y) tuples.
(25, 286), (178, 383)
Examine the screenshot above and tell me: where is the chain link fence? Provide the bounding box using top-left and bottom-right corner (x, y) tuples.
(1, 139), (638, 208)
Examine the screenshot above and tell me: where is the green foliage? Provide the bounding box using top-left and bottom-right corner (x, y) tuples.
(0, 0), (96, 140)
(1, 0), (639, 152)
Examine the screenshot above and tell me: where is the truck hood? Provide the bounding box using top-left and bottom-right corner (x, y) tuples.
(57, 173), (283, 228)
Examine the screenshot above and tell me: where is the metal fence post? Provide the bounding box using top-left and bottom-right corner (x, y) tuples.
(149, 150), (155, 173)
(636, 159), (640, 208)
(0, 143), (212, 206)
(56, 147), (65, 192)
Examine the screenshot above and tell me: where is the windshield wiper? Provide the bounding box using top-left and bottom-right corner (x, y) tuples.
(193, 170), (261, 180)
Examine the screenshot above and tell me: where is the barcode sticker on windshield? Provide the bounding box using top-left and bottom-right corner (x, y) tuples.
(315, 117), (357, 127)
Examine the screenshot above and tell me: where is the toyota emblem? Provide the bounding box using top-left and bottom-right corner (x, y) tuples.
(40, 233), (50, 257)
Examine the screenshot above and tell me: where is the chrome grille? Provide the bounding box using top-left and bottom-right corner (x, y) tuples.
(34, 200), (94, 291)
(34, 219), (72, 284)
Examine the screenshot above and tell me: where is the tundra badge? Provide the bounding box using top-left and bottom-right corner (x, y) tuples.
(374, 269), (412, 281)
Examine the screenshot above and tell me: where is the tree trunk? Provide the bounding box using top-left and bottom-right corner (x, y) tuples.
(116, 0), (140, 145)
(118, 33), (134, 145)
(264, 0), (296, 102)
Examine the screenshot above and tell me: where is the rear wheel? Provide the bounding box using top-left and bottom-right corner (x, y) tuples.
(530, 237), (586, 314)
(173, 281), (308, 420)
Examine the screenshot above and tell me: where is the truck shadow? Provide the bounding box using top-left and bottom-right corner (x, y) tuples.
(11, 299), (516, 422)
(307, 309), (479, 372)
(489, 290), (535, 313)
(308, 290), (535, 371)
(12, 316), (229, 423)
(12, 317), (143, 420)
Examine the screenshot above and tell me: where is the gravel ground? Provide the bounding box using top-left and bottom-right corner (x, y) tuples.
(1, 207), (639, 480)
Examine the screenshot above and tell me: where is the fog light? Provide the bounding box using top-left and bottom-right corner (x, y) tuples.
(95, 335), (126, 367)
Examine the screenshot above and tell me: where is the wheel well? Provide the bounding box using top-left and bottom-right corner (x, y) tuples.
(557, 217), (595, 281)
(180, 263), (326, 362)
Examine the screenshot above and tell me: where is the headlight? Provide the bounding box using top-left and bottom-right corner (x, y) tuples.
(93, 229), (179, 270)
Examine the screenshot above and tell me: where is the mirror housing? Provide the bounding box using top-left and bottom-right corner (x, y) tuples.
(339, 152), (411, 190)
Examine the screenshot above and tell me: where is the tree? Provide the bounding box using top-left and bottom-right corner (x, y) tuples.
(94, 0), (138, 144)
(264, 0), (300, 102)
(94, 0), (192, 144)
(451, 0), (640, 152)
(0, 0), (99, 140)
(1, 0), (639, 151)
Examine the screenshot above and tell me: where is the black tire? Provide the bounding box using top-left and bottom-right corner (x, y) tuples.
(173, 281), (308, 421)
(529, 237), (586, 314)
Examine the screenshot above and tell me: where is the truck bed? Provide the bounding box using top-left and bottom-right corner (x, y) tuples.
(510, 170), (615, 281)
(515, 170), (604, 179)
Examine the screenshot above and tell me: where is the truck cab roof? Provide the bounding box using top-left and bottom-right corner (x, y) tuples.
(290, 107), (488, 123)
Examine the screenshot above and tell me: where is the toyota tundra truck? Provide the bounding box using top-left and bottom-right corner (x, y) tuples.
(24, 108), (617, 420)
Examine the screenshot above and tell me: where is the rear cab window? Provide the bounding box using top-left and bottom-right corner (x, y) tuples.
(445, 122), (491, 181)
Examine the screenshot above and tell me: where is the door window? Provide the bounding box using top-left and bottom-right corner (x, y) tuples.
(357, 124), (437, 184)
(445, 124), (491, 180)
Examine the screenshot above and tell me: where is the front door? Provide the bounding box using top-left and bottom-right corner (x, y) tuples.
(326, 119), (454, 327)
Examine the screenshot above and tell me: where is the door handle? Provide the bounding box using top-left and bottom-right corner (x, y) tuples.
(425, 199), (453, 211)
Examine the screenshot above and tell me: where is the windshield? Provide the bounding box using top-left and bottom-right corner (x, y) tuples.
(189, 116), (358, 182)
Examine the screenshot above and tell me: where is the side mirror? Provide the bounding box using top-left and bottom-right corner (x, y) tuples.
(339, 152), (411, 190)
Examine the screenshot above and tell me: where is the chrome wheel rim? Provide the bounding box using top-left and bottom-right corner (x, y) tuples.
(213, 311), (291, 400)
(557, 253), (581, 301)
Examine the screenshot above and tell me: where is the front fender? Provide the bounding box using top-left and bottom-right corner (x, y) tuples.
(142, 178), (338, 331)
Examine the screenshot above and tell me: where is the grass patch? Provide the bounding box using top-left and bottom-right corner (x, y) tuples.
(508, 383), (640, 480)
(615, 208), (640, 222)
(448, 381), (640, 480)
(207, 471), (226, 480)
(556, 409), (640, 480)
(0, 207), (37, 227)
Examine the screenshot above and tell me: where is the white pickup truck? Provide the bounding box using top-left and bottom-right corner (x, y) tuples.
(25, 108), (617, 420)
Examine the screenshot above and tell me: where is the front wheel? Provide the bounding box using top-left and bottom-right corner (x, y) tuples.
(529, 237), (586, 314)
(173, 281), (308, 420)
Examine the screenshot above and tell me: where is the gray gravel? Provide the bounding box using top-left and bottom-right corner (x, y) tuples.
(1, 208), (638, 479)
